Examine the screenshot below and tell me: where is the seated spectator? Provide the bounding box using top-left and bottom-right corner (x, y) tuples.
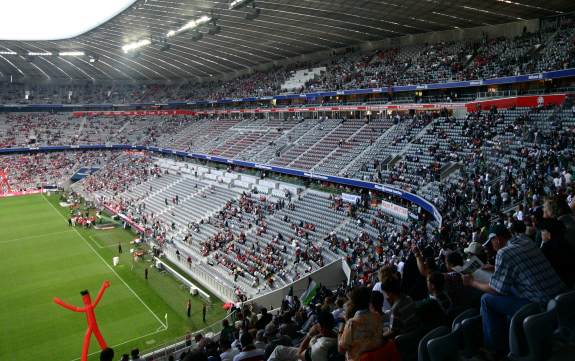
(380, 278), (420, 339)
(220, 338), (239, 361)
(426, 272), (453, 315)
(369, 290), (388, 327)
(233, 333), (264, 361)
(255, 330), (267, 350)
(332, 297), (346, 324)
(338, 287), (384, 361)
(268, 310), (337, 361)
(415, 272), (453, 331)
(414, 248), (467, 307)
(371, 265), (398, 312)
(538, 218), (575, 288)
(544, 195), (575, 252)
(264, 323), (292, 359)
(462, 224), (566, 358)
(184, 350), (208, 361)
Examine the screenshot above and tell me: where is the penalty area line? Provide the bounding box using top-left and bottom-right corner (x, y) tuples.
(42, 195), (168, 330)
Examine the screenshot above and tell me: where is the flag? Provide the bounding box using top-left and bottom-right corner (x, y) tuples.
(301, 280), (319, 306)
(285, 286), (294, 305)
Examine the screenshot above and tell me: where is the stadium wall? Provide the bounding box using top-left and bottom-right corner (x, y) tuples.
(247, 258), (349, 309)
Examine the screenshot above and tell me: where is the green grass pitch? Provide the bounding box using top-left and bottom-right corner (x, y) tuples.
(0, 194), (227, 361)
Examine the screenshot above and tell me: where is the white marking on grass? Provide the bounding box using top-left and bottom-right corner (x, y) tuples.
(89, 235), (118, 249)
(67, 328), (167, 361)
(42, 195), (168, 331)
(0, 230), (74, 244)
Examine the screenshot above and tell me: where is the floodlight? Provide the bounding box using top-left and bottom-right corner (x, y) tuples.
(59, 51), (85, 56)
(0, 51), (17, 55)
(28, 52), (52, 56)
(167, 15), (212, 37)
(122, 39), (151, 53)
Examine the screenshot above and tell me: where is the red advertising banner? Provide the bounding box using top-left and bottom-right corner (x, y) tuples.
(72, 102), (464, 118)
(465, 94), (566, 111)
(71, 95), (566, 118)
(0, 189), (45, 198)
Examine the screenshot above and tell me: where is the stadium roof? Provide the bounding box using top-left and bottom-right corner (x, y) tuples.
(0, 0), (573, 82)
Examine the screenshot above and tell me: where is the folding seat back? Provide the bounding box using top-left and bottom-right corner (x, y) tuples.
(508, 303), (540, 358)
(418, 326), (449, 361)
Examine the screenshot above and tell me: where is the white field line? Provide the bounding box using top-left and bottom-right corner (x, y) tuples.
(89, 235), (118, 249)
(68, 328), (167, 361)
(42, 195), (168, 330)
(0, 230), (74, 244)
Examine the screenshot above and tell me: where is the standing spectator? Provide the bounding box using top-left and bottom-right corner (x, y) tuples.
(220, 319), (235, 344)
(202, 303), (207, 323)
(255, 307), (272, 330)
(187, 299), (192, 318)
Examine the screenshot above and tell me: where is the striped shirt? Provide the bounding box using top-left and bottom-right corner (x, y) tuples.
(489, 234), (566, 305)
(390, 294), (419, 334)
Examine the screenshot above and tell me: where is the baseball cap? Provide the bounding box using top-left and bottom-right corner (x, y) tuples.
(463, 242), (482, 255)
(483, 224), (510, 247)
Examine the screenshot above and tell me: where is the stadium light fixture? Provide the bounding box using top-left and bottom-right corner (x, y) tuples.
(59, 51), (85, 56)
(229, 0), (254, 10)
(0, 51), (17, 55)
(166, 15), (212, 38)
(122, 39), (151, 53)
(28, 51), (52, 56)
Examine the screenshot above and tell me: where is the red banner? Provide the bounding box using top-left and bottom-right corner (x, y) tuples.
(0, 189), (45, 198)
(72, 95), (567, 118)
(72, 102), (464, 118)
(465, 94), (566, 111)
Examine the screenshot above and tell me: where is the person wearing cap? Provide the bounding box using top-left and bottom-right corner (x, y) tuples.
(463, 242), (483, 258)
(462, 224), (566, 357)
(233, 332), (264, 361)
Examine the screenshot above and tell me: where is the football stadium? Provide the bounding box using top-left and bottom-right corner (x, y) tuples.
(0, 1), (575, 361)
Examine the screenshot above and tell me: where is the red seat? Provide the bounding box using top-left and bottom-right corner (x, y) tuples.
(359, 340), (400, 361)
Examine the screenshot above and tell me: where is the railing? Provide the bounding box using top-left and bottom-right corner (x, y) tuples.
(154, 256), (211, 302)
(162, 245), (238, 302)
(476, 90), (518, 99)
(142, 311), (237, 361)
